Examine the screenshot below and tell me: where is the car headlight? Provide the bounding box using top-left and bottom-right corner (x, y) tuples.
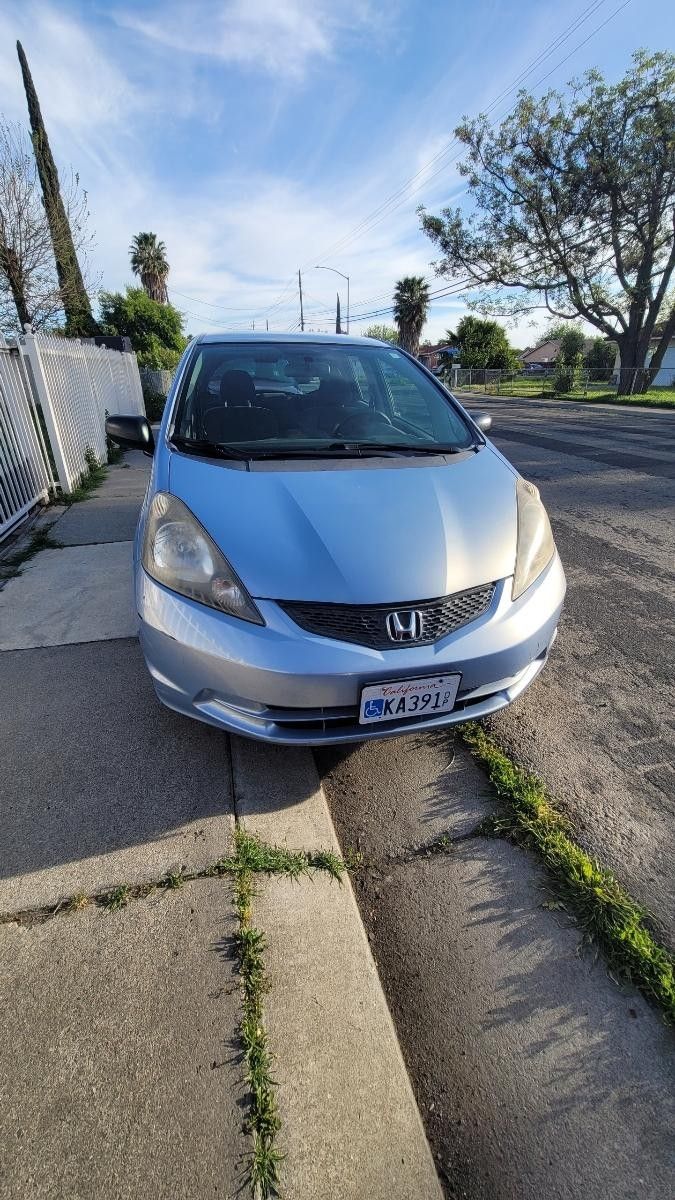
(142, 493), (264, 624)
(512, 478), (555, 600)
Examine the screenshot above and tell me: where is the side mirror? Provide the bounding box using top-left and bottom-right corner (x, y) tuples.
(106, 415), (155, 455)
(470, 411), (492, 434)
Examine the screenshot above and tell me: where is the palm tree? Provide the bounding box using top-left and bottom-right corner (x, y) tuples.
(393, 276), (430, 356)
(129, 232), (169, 303)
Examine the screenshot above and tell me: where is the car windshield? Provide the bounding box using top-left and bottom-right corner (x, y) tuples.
(171, 342), (476, 456)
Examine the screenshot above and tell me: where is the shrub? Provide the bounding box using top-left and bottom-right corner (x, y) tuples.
(142, 387), (166, 422)
(553, 365), (575, 394)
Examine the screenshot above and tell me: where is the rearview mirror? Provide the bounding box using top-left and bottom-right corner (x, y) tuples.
(470, 411), (492, 434)
(106, 415), (155, 455)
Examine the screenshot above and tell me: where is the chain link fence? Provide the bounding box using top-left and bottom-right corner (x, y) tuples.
(445, 365), (675, 402)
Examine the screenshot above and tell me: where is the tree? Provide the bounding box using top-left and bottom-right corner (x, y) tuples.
(16, 41), (98, 336)
(0, 122), (95, 334)
(585, 336), (616, 372)
(363, 323), (398, 344)
(393, 276), (430, 355)
(336, 293), (342, 334)
(447, 315), (519, 368)
(420, 51), (675, 393)
(130, 232), (169, 304)
(539, 321), (586, 364)
(99, 287), (188, 369)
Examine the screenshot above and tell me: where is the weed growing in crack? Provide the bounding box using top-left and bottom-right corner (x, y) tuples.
(233, 826), (349, 882)
(0, 825), (354, 1196)
(234, 867), (283, 1198)
(163, 870), (186, 891)
(462, 721), (675, 1021)
(102, 884), (131, 912)
(0, 527), (64, 578)
(63, 448), (108, 505)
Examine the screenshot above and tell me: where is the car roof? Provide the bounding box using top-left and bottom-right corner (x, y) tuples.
(195, 332), (391, 347)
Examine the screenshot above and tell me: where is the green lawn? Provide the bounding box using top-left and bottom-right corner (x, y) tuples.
(455, 379), (675, 408)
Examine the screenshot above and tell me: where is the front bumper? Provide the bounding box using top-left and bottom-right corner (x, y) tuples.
(136, 553), (565, 745)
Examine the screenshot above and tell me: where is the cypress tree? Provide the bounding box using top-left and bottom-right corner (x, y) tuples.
(336, 293), (342, 335)
(16, 41), (98, 335)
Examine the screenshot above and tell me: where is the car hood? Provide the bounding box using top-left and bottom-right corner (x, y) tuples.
(168, 448), (519, 604)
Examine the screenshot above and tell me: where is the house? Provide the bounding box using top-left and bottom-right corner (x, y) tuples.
(521, 339), (560, 367)
(612, 329), (675, 387)
(418, 344), (458, 370)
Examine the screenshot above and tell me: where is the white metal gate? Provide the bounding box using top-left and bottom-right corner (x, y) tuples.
(0, 341), (56, 541)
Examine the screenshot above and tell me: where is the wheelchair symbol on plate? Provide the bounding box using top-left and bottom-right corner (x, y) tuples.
(364, 698), (384, 719)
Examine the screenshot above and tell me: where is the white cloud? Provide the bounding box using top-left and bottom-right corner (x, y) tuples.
(0, 6), (138, 133)
(0, 0), (552, 350)
(114, 0), (387, 80)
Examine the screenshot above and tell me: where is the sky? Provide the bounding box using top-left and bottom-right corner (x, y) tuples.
(1, 0), (673, 346)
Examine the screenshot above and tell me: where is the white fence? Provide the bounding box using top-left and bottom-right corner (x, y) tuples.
(20, 331), (145, 494)
(0, 330), (145, 540)
(0, 342), (56, 540)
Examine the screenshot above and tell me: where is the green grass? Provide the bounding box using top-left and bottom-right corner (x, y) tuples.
(456, 379), (675, 407)
(102, 884), (131, 912)
(462, 722), (675, 1021)
(234, 869), (283, 1198)
(63, 448), (108, 505)
(232, 825), (350, 880)
(162, 869), (186, 890)
(2, 830), (352, 929)
(0, 526), (63, 579)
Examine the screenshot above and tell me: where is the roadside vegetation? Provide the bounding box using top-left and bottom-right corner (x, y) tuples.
(454, 375), (675, 407)
(463, 723), (675, 1022)
(0, 525), (63, 580)
(62, 446), (108, 504)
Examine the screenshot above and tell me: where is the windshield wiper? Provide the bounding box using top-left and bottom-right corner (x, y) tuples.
(171, 436), (251, 461)
(324, 441), (469, 456)
(171, 438), (472, 462)
(245, 442), (472, 459)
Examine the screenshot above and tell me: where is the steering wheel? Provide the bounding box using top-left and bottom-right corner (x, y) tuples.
(333, 411), (393, 438)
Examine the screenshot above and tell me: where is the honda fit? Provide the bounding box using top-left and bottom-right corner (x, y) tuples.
(106, 333), (565, 744)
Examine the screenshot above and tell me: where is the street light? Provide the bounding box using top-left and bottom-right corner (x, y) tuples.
(314, 266), (350, 333)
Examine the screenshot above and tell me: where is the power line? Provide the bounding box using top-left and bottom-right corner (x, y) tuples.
(174, 0), (631, 333)
(308, 0), (613, 267)
(298, 0), (632, 323)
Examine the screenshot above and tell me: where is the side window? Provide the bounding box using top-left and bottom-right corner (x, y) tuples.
(347, 355), (373, 405)
(379, 359), (434, 433)
(178, 352), (203, 433)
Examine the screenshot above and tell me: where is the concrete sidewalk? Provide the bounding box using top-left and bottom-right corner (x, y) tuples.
(0, 456), (441, 1199)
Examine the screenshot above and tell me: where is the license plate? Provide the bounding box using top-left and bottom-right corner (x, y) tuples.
(359, 674), (461, 725)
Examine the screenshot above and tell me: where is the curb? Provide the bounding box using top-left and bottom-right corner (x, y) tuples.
(231, 737), (443, 1199)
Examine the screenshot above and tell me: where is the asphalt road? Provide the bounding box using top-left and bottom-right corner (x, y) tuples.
(465, 395), (675, 939)
(316, 396), (675, 1198)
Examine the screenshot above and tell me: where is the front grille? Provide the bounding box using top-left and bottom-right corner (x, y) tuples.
(279, 583), (496, 650)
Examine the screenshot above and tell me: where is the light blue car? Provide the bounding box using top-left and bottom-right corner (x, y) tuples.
(106, 333), (565, 744)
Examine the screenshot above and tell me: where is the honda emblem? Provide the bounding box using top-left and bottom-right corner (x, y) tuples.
(386, 610), (422, 642)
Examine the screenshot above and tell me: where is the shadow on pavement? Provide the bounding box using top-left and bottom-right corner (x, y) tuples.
(1, 637), (234, 902)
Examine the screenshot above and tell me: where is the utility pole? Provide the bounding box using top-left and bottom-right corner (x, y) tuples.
(314, 265), (349, 333)
(298, 269), (305, 332)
